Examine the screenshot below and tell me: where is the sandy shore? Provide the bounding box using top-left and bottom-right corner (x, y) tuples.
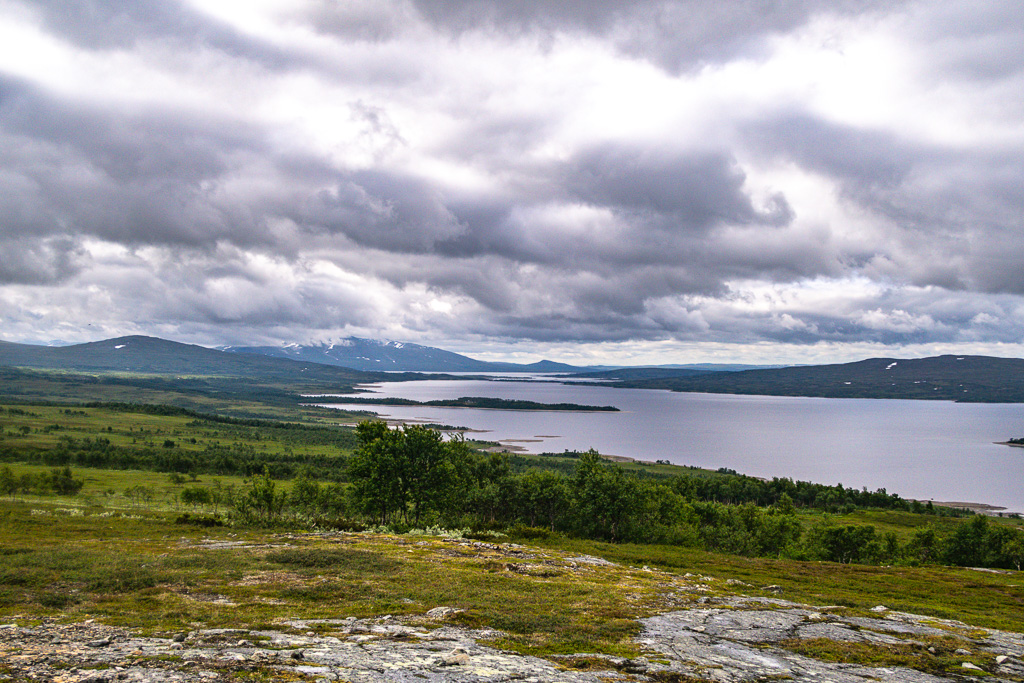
(916, 499), (1010, 515)
(325, 411), (1016, 514)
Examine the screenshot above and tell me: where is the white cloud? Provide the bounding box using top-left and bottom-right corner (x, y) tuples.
(1, 0), (1023, 363)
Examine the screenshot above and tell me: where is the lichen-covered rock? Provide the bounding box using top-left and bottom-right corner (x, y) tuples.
(1, 597), (1021, 682)
(638, 596), (1023, 682)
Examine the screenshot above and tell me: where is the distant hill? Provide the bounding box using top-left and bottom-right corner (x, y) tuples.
(563, 364), (788, 382)
(0, 336), (383, 384)
(565, 367), (714, 381)
(223, 339), (589, 373)
(606, 355), (1024, 402)
(8, 337), (1019, 403)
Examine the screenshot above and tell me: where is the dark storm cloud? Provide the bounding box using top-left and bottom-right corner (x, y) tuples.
(0, 76), (270, 250)
(744, 112), (1024, 295)
(435, 144), (795, 283)
(24, 0), (293, 68)
(0, 236), (82, 285)
(744, 116), (916, 192)
(910, 2), (1024, 82)
(0, 74), (466, 268)
(563, 145), (791, 228)
(304, 1), (410, 43)
(294, 170), (465, 251)
(410, 0), (907, 71)
(2, 0), (1024, 356)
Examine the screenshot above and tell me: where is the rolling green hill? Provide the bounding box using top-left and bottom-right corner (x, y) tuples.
(0, 335), (387, 384)
(226, 339), (589, 373)
(0, 336), (407, 418)
(566, 367), (715, 381)
(603, 355), (1024, 402)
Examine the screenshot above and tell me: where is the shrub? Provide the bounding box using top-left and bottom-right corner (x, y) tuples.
(174, 513), (224, 528)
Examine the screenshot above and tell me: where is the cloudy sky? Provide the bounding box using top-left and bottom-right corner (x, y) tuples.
(1, 0), (1023, 364)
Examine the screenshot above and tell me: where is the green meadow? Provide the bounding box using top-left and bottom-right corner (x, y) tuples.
(0, 382), (1021, 657)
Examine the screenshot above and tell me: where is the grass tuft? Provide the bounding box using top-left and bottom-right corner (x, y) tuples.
(264, 548), (394, 572)
(778, 636), (995, 677)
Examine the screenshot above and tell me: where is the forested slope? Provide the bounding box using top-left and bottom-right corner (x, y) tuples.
(602, 355), (1024, 402)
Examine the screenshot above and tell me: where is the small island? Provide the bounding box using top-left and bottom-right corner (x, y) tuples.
(332, 395), (620, 411)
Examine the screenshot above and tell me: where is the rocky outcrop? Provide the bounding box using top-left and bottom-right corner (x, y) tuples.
(0, 616), (629, 682)
(640, 597), (1024, 681)
(1, 598), (1021, 682)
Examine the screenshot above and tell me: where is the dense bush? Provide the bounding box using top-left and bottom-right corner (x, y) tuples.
(3, 415), (1017, 570)
(0, 465), (83, 497)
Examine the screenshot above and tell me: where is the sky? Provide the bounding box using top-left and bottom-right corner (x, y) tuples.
(1, 1), (1023, 365)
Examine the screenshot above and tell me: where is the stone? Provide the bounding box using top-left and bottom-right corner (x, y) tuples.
(564, 554), (616, 566)
(425, 606), (464, 619)
(622, 657), (649, 673)
(442, 652), (471, 666)
(3, 585), (1023, 683)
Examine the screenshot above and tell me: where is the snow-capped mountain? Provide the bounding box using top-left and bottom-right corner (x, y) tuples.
(221, 338), (586, 373)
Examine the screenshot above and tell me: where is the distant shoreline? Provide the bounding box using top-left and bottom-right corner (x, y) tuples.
(307, 395), (620, 412)
(314, 399), (1020, 515)
(920, 499), (1009, 515)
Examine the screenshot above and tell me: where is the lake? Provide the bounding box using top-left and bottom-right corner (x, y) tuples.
(313, 378), (1024, 513)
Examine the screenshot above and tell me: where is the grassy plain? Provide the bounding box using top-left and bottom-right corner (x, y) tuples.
(0, 501), (657, 656)
(0, 366), (368, 421)
(0, 402), (364, 457)
(0, 372), (1021, 662)
(528, 536), (1024, 632)
(0, 500), (1022, 660)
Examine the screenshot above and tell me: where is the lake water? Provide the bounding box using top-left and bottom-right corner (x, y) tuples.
(313, 379), (1024, 513)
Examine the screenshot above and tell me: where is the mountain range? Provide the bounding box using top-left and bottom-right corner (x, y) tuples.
(3, 336), (1022, 402)
(221, 339), (590, 373)
(0, 336), (378, 383)
(0, 335), (771, 377)
(601, 354), (1024, 402)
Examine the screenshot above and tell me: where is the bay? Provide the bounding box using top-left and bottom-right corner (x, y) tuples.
(314, 378), (1024, 513)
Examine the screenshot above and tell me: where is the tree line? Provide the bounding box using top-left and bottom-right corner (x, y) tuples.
(3, 413), (1017, 570)
(0, 434), (351, 480)
(219, 421), (1022, 570)
(0, 465), (84, 497)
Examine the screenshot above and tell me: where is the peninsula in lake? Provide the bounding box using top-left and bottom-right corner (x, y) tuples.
(572, 355), (1024, 403)
(314, 395), (620, 412)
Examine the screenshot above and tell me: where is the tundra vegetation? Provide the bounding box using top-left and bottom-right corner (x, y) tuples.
(334, 395), (620, 410)
(0, 399), (1022, 659)
(1, 404), (1021, 568)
